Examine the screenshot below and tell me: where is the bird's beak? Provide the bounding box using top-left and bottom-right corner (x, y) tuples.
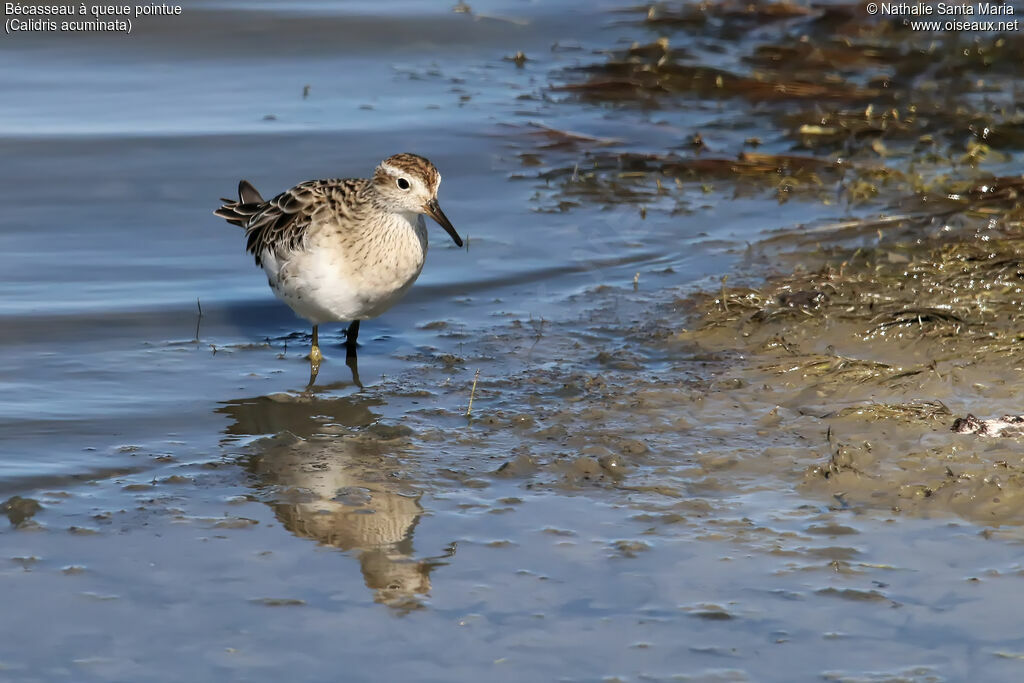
(424, 198), (463, 247)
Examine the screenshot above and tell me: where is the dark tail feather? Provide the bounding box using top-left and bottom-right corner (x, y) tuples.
(214, 179), (266, 227)
(238, 179), (264, 204)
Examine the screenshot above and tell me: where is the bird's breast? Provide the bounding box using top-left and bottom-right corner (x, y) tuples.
(295, 211), (427, 319)
(351, 212), (427, 287)
(258, 210), (431, 323)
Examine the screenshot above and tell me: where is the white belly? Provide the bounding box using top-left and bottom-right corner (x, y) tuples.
(261, 214), (428, 324)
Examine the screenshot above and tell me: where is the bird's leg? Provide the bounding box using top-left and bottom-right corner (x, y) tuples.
(310, 325), (324, 363)
(308, 324), (323, 385)
(343, 320), (362, 388)
(345, 320), (360, 357)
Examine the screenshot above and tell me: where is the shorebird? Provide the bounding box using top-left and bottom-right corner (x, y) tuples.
(215, 153), (463, 384)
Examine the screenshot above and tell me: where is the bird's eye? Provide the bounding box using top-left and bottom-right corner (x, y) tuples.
(397, 178), (411, 190)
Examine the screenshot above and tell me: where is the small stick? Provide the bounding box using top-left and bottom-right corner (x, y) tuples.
(466, 369), (481, 417)
(194, 298), (203, 342)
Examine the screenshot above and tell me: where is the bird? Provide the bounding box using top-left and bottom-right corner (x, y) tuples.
(214, 153), (463, 384)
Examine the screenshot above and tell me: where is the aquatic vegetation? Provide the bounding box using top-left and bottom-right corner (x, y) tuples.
(529, 1), (1024, 214)
(828, 400), (952, 423)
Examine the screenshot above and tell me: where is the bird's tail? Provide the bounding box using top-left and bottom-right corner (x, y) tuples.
(214, 180), (265, 227)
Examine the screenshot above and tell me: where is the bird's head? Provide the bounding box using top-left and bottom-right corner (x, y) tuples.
(372, 153), (462, 247)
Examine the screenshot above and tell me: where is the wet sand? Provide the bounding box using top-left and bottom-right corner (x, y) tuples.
(4, 0), (1024, 680)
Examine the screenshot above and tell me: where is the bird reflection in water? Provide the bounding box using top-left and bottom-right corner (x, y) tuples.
(218, 390), (454, 611)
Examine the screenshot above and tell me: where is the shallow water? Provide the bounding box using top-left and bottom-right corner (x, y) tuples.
(4, 1), (1024, 680)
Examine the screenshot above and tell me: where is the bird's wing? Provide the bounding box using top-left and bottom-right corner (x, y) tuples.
(216, 178), (367, 267)
(241, 180), (324, 264)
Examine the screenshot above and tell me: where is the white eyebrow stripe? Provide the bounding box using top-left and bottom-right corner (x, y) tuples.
(378, 161), (439, 193)
(378, 162), (403, 177)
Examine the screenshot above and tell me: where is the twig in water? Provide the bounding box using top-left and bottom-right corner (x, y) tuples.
(194, 298), (203, 342)
(466, 369), (481, 417)
(529, 314), (547, 340)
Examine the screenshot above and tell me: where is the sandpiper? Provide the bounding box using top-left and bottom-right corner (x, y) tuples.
(215, 153), (463, 384)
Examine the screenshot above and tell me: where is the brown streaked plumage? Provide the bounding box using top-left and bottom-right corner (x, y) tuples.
(216, 178), (374, 267)
(214, 153), (462, 385)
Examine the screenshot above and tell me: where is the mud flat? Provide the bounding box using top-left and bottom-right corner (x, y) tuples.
(681, 195), (1024, 526)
